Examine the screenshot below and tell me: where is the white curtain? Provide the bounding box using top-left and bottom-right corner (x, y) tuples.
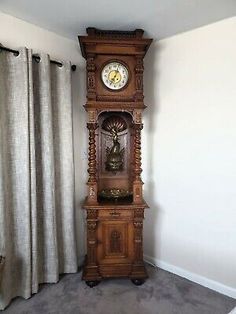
(0, 48), (78, 310)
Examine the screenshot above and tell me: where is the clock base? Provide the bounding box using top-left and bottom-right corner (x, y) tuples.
(131, 278), (145, 286)
(85, 280), (101, 288)
(82, 258), (148, 286)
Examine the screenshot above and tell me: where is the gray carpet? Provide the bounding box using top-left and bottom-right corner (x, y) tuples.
(4, 265), (236, 314)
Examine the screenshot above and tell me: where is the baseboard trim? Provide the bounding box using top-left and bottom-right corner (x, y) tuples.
(144, 255), (236, 299)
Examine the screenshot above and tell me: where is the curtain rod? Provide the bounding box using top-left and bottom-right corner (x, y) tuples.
(0, 45), (76, 71)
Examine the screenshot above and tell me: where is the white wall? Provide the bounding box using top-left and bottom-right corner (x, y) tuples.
(143, 17), (236, 297)
(0, 11), (88, 263)
(0, 11), (235, 297)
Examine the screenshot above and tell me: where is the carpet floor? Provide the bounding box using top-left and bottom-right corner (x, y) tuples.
(4, 265), (236, 314)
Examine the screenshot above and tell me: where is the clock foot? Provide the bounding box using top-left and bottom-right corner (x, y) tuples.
(85, 280), (100, 288)
(131, 279), (145, 286)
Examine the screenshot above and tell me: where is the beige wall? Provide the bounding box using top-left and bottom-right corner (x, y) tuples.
(0, 11), (235, 297)
(143, 17), (236, 297)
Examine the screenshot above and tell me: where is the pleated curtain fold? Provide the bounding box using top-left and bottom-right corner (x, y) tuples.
(0, 48), (78, 310)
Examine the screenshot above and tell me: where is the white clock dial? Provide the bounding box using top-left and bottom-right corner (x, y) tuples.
(101, 62), (129, 90)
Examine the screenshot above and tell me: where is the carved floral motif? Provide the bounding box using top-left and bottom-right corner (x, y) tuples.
(134, 221), (143, 261)
(136, 75), (143, 90)
(87, 222), (97, 230)
(86, 54), (96, 99)
(134, 208), (144, 218)
(135, 57), (144, 100)
(88, 110), (97, 123)
(110, 230), (122, 253)
(87, 221), (97, 264)
(87, 209), (98, 219)
(133, 110), (142, 124)
(87, 74), (95, 89)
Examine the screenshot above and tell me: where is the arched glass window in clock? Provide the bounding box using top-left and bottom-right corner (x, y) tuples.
(101, 61), (129, 90)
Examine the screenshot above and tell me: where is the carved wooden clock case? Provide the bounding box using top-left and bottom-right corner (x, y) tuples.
(78, 28), (152, 287)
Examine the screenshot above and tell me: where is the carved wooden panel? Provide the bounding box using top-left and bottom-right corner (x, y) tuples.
(110, 230), (122, 253)
(86, 54), (96, 100)
(87, 221), (98, 265)
(97, 220), (134, 264)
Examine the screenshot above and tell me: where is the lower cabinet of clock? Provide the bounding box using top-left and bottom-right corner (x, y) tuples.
(82, 206), (148, 286)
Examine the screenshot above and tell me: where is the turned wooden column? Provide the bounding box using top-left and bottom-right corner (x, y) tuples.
(133, 123), (144, 204)
(87, 122), (98, 204)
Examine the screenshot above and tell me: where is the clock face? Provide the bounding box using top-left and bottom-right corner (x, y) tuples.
(101, 62), (129, 90)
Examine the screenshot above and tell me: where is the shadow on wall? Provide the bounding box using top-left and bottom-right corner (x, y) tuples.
(143, 40), (164, 263)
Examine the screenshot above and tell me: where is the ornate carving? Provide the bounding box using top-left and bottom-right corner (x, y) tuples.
(88, 74), (95, 89)
(134, 221), (143, 228)
(102, 116), (127, 133)
(87, 222), (97, 230)
(97, 95), (134, 102)
(135, 57), (144, 74)
(88, 110), (97, 123)
(87, 28), (144, 39)
(87, 221), (97, 265)
(136, 76), (143, 90)
(89, 186), (96, 197)
(86, 54), (96, 100)
(134, 221), (143, 261)
(87, 123), (98, 183)
(87, 56), (96, 72)
(133, 123), (143, 181)
(135, 57), (144, 101)
(87, 209), (98, 219)
(133, 110), (142, 124)
(134, 208), (144, 219)
(87, 122), (98, 130)
(110, 230), (122, 253)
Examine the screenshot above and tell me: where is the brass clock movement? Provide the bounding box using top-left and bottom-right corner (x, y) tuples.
(78, 27), (152, 287)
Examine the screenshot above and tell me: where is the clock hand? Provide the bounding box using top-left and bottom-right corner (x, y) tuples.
(115, 64), (120, 76)
(111, 70), (118, 83)
(113, 67), (120, 82)
(110, 66), (120, 83)
(111, 73), (116, 83)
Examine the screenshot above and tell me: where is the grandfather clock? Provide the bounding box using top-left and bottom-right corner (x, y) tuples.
(78, 28), (152, 287)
